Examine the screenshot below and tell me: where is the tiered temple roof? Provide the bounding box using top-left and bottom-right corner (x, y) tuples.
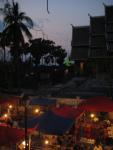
(71, 5), (113, 60)
(105, 5), (113, 53)
(89, 16), (107, 57)
(71, 26), (89, 60)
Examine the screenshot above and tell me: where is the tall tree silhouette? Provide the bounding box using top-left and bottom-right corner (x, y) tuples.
(0, 1), (33, 88)
(1, 1), (33, 62)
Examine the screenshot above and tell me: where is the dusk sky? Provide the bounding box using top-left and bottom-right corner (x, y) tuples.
(0, 0), (113, 55)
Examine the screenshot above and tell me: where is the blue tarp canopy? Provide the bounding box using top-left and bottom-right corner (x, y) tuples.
(38, 111), (74, 135)
(19, 116), (39, 129)
(29, 98), (57, 105)
(20, 111), (74, 135)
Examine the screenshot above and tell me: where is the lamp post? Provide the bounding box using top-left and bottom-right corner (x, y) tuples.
(21, 93), (29, 150)
(25, 98), (28, 150)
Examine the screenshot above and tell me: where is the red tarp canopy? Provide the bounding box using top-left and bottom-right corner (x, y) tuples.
(0, 126), (25, 145)
(78, 96), (113, 112)
(0, 95), (20, 105)
(52, 106), (83, 119)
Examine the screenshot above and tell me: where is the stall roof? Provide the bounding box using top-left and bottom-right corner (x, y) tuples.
(0, 95), (20, 105)
(38, 111), (74, 135)
(20, 111), (74, 135)
(29, 97), (57, 105)
(52, 106), (83, 119)
(0, 126), (25, 145)
(78, 96), (113, 112)
(19, 116), (39, 129)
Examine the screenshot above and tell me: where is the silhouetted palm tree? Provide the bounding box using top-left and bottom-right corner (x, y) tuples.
(0, 1), (33, 88)
(1, 1), (33, 62)
(0, 31), (9, 62)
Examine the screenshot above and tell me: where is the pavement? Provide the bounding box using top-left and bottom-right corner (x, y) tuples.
(1, 77), (113, 98)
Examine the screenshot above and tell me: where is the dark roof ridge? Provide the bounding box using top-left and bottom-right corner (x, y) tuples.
(73, 25), (89, 28)
(105, 5), (113, 8)
(90, 15), (105, 18)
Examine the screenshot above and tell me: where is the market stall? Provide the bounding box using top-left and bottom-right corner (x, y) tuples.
(76, 96), (113, 148)
(52, 105), (83, 119)
(0, 125), (25, 149)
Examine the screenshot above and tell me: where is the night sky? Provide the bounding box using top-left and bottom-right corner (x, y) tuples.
(0, 0), (113, 55)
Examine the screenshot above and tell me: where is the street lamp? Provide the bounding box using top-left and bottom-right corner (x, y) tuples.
(21, 93), (29, 150)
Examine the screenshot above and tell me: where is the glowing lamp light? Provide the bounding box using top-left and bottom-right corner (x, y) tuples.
(94, 117), (99, 122)
(22, 141), (26, 146)
(4, 113), (8, 118)
(34, 108), (40, 114)
(21, 140), (28, 148)
(44, 140), (49, 145)
(90, 113), (95, 118)
(9, 105), (13, 109)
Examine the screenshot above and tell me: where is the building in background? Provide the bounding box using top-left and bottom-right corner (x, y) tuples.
(105, 5), (113, 53)
(105, 5), (113, 77)
(71, 26), (89, 75)
(71, 5), (113, 77)
(89, 15), (107, 76)
(89, 16), (106, 57)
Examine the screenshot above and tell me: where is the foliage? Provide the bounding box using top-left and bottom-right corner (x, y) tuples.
(0, 0), (68, 89)
(0, 1), (33, 62)
(29, 38), (67, 66)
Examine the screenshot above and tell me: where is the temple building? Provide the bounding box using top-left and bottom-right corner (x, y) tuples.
(89, 16), (106, 57)
(105, 5), (113, 53)
(71, 5), (113, 77)
(71, 26), (89, 75)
